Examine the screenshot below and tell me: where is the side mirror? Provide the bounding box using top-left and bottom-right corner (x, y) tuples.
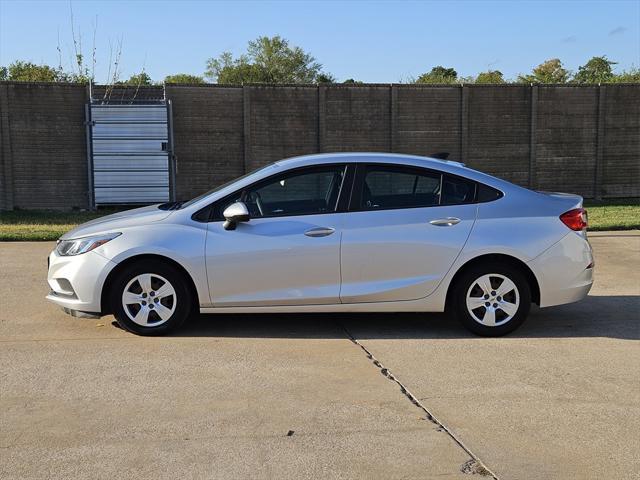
(223, 202), (250, 230)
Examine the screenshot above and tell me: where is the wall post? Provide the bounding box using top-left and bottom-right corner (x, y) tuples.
(318, 85), (326, 153)
(594, 84), (606, 200)
(390, 84), (398, 153)
(0, 84), (14, 210)
(242, 85), (251, 173)
(460, 85), (469, 163)
(529, 84), (538, 190)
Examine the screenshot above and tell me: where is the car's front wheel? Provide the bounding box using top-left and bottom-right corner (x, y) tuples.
(110, 260), (192, 336)
(450, 262), (531, 336)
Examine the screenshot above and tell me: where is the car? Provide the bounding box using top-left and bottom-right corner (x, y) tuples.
(46, 153), (593, 336)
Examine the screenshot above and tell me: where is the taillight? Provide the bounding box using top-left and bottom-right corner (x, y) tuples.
(560, 208), (588, 231)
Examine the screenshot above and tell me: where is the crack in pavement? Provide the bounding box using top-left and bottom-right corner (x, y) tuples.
(340, 323), (498, 479)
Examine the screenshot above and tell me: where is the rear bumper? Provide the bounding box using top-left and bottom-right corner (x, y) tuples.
(528, 232), (594, 308)
(46, 249), (116, 315)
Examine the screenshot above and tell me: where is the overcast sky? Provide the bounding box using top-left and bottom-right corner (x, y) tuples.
(1, 0), (638, 82)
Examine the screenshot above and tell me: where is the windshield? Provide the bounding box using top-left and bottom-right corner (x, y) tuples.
(172, 163), (278, 209)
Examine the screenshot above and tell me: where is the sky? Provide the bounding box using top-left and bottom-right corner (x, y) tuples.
(1, 0), (639, 83)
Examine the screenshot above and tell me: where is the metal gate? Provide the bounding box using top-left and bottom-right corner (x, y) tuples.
(86, 95), (175, 207)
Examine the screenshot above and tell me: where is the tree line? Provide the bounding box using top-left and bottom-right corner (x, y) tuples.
(1, 35), (638, 85)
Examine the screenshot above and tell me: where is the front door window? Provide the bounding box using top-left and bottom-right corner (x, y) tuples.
(243, 166), (346, 218)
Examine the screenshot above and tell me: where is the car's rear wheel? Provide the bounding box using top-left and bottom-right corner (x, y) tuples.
(450, 262), (531, 336)
(110, 260), (192, 336)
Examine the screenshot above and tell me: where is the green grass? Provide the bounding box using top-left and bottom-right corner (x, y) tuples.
(584, 198), (640, 231)
(0, 199), (638, 240)
(0, 209), (126, 241)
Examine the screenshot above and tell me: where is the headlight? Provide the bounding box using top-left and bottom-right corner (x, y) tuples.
(56, 233), (121, 256)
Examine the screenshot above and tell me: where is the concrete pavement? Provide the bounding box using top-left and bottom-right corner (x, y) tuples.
(1, 232), (638, 479)
(344, 231), (640, 479)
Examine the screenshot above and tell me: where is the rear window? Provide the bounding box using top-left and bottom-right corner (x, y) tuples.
(441, 175), (476, 205)
(476, 183), (503, 203)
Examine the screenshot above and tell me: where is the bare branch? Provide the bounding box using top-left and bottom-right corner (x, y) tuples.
(107, 36), (123, 101)
(103, 38), (113, 100)
(69, 0), (81, 76)
(56, 28), (63, 73)
(91, 14), (98, 82)
(131, 54), (148, 103)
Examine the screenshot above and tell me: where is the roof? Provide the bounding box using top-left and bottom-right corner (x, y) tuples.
(273, 152), (519, 192)
(276, 152), (466, 169)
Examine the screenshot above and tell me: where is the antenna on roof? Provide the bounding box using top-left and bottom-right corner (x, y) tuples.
(429, 152), (450, 160)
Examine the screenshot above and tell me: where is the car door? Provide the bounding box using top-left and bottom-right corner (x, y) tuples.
(205, 164), (349, 307)
(340, 163), (477, 303)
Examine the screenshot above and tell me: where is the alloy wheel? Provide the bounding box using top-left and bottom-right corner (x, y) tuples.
(122, 273), (177, 326)
(465, 273), (520, 327)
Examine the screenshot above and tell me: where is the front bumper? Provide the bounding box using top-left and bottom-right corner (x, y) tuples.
(528, 232), (594, 308)
(46, 248), (117, 315)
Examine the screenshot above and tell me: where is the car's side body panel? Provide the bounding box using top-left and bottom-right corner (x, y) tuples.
(205, 214), (343, 306)
(96, 220), (211, 306)
(340, 203), (477, 303)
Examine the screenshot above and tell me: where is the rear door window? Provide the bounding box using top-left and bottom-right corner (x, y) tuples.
(360, 165), (441, 210)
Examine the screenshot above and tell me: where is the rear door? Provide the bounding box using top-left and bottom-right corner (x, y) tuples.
(340, 164), (477, 303)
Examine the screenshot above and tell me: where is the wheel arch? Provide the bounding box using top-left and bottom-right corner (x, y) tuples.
(445, 253), (541, 309)
(100, 254), (200, 314)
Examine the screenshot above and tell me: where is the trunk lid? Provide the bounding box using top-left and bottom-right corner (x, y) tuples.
(536, 191), (583, 210)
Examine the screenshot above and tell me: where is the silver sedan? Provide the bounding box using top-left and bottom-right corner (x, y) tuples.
(46, 153), (593, 336)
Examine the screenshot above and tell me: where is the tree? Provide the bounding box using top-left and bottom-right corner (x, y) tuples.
(343, 78), (364, 84)
(573, 56), (616, 83)
(475, 70), (505, 84)
(205, 35), (332, 84)
(415, 66), (458, 84)
(316, 73), (336, 83)
(206, 52), (262, 83)
(611, 67), (640, 83)
(2, 61), (62, 82)
(164, 73), (205, 84)
(0, 66), (7, 81)
(120, 72), (153, 85)
(518, 58), (569, 83)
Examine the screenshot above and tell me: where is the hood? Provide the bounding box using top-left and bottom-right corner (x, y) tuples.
(60, 205), (173, 240)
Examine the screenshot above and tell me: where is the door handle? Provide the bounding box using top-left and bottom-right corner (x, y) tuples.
(304, 227), (335, 237)
(429, 217), (461, 226)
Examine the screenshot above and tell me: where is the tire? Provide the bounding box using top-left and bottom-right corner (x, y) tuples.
(449, 262), (531, 337)
(109, 259), (193, 336)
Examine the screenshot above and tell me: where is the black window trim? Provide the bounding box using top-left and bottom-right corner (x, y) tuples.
(192, 161), (503, 222)
(193, 163), (354, 222)
(348, 163), (502, 213)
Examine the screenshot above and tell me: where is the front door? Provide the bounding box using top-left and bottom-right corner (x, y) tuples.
(205, 164), (347, 307)
(340, 164), (477, 303)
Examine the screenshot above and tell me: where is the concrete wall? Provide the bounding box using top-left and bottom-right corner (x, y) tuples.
(0, 82), (89, 210)
(602, 85), (640, 198)
(393, 86), (462, 160)
(535, 86), (599, 197)
(246, 85), (319, 169)
(166, 85), (244, 201)
(0, 82), (638, 210)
